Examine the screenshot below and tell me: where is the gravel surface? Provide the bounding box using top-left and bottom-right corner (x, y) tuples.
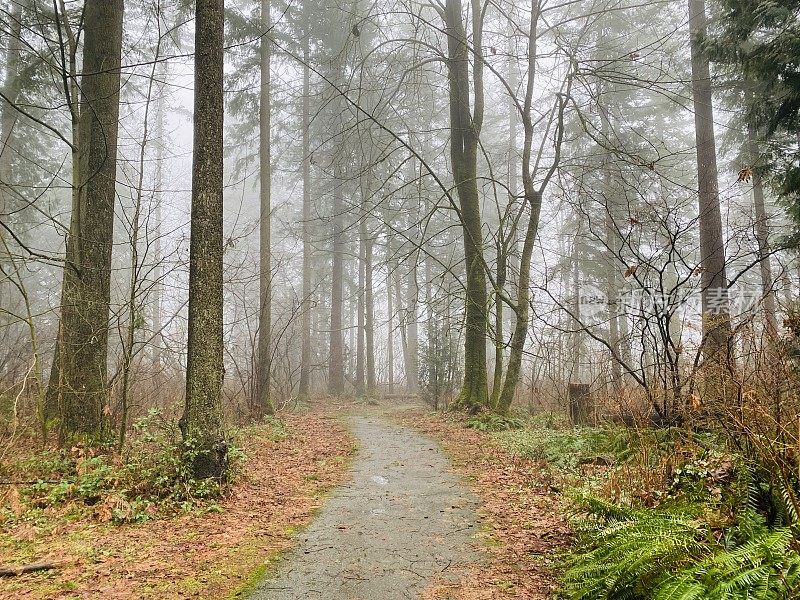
(250, 415), (480, 599)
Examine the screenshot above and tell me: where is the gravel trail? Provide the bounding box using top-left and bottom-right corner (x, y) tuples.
(250, 415), (479, 599)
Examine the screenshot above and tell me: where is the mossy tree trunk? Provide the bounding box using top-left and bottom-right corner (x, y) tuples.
(53, 0), (124, 443)
(444, 0), (488, 410)
(497, 2), (568, 415)
(182, 0), (227, 480)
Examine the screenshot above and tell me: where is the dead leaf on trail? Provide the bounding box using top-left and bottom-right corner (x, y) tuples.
(404, 411), (568, 600)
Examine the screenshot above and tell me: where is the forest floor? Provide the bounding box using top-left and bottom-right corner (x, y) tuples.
(1, 400), (570, 599)
(0, 413), (355, 600)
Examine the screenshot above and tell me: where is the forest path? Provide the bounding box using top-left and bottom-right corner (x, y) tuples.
(249, 412), (480, 599)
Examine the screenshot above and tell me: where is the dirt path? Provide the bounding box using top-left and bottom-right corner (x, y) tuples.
(250, 414), (480, 599)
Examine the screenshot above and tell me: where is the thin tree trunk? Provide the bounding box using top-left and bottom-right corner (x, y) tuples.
(328, 168), (345, 396)
(121, 33), (163, 450)
(394, 270), (411, 390)
(407, 264), (420, 393)
(55, 0), (124, 442)
(490, 239), (506, 406)
(747, 120), (778, 338)
(0, 0), (24, 316)
(355, 226), (366, 396)
(298, 25), (312, 399)
(387, 272), (394, 394)
(45, 0), (81, 428)
(497, 2), (562, 414)
(182, 0), (227, 480)
(152, 63), (165, 371)
(364, 225), (376, 395)
(255, 0), (274, 416)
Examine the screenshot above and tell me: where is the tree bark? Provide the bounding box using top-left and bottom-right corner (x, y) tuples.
(44, 0), (81, 429)
(328, 167), (345, 396)
(151, 63), (165, 371)
(747, 120), (778, 338)
(54, 0), (124, 442)
(298, 22), (312, 399)
(182, 0), (227, 480)
(364, 225), (376, 395)
(688, 0), (732, 362)
(355, 225), (366, 396)
(0, 0), (24, 314)
(387, 272), (394, 394)
(255, 0), (274, 416)
(445, 0), (488, 410)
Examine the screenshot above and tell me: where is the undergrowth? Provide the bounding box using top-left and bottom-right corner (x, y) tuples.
(0, 410), (288, 525)
(479, 413), (800, 599)
(465, 413), (524, 432)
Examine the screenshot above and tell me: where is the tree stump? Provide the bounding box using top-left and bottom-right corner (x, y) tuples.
(569, 383), (592, 426)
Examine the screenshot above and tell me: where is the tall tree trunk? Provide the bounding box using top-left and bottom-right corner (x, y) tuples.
(445, 0), (488, 409)
(355, 228), (366, 396)
(406, 264), (420, 393)
(747, 120), (778, 338)
(364, 224), (376, 395)
(599, 99), (623, 391)
(328, 168), (345, 396)
(182, 0), (227, 480)
(0, 0), (24, 316)
(387, 272), (394, 394)
(688, 0), (732, 361)
(255, 0), (274, 416)
(497, 2), (563, 414)
(298, 26), (312, 399)
(54, 0), (124, 442)
(394, 270), (411, 390)
(152, 64), (166, 371)
(44, 0), (81, 429)
(490, 240), (506, 406)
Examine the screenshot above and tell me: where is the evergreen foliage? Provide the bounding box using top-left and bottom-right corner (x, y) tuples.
(709, 0), (800, 237)
(564, 487), (800, 599)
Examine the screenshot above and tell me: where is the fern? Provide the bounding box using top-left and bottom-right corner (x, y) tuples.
(464, 413), (524, 432)
(564, 497), (800, 600)
(564, 503), (707, 600)
(654, 528), (800, 600)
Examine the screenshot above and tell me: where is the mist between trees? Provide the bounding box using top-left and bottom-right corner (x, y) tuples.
(1, 0), (799, 479)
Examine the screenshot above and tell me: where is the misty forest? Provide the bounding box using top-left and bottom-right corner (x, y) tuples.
(1, 0), (800, 598)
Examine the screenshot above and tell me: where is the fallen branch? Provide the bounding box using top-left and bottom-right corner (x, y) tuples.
(0, 563), (57, 577)
(0, 480), (65, 485)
